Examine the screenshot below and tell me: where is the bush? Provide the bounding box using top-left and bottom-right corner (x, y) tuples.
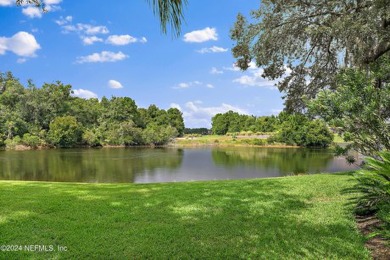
(4, 136), (22, 149)
(353, 151), (390, 215)
(22, 133), (41, 148)
(82, 129), (101, 147)
(48, 116), (83, 147)
(272, 115), (333, 147)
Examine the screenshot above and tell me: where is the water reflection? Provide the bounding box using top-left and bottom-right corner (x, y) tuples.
(212, 148), (338, 175)
(0, 148), (183, 183)
(0, 147), (360, 183)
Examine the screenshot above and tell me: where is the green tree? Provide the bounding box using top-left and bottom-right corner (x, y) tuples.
(48, 116), (83, 147)
(142, 123), (177, 145)
(231, 0), (390, 111)
(308, 67), (390, 155)
(167, 108), (185, 136)
(212, 113), (229, 135)
(270, 114), (333, 147)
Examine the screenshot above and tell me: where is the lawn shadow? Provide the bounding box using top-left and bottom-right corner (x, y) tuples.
(0, 176), (370, 259)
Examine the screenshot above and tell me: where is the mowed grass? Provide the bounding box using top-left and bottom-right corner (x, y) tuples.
(0, 174), (370, 259)
(174, 135), (270, 146)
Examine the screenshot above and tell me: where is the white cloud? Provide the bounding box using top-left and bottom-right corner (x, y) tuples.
(0, 31), (40, 57)
(183, 27), (218, 43)
(108, 80), (123, 89)
(174, 81), (202, 89)
(210, 67), (223, 74)
(22, 6), (42, 18)
(178, 101), (249, 128)
(197, 46), (228, 54)
(61, 23), (109, 35)
(76, 51), (128, 64)
(72, 89), (98, 99)
(173, 81), (215, 90)
(233, 66), (291, 89)
(140, 37), (147, 43)
(44, 0), (62, 4)
(17, 58), (27, 64)
(224, 61), (257, 72)
(170, 103), (182, 110)
(82, 36), (103, 45)
(0, 0), (12, 6)
(21, 0), (61, 17)
(55, 16), (73, 26)
(106, 35), (137, 45)
(79, 24), (109, 35)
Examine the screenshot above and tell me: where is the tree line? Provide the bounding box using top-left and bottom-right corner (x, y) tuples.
(211, 111), (334, 148)
(0, 72), (184, 148)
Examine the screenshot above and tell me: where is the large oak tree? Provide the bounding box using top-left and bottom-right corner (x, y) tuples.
(231, 0), (390, 111)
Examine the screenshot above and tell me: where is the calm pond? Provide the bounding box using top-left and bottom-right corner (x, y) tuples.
(0, 147), (360, 183)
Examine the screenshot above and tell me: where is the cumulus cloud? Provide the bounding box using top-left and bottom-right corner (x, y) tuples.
(17, 58), (27, 64)
(108, 80), (123, 89)
(233, 69), (276, 89)
(21, 0), (61, 18)
(0, 0), (13, 6)
(22, 6), (42, 18)
(55, 18), (146, 46)
(72, 89), (98, 99)
(170, 103), (182, 110)
(174, 101), (249, 128)
(106, 35), (137, 45)
(183, 27), (218, 43)
(82, 36), (103, 45)
(76, 51), (128, 64)
(63, 23), (109, 35)
(173, 81), (202, 89)
(44, 0), (62, 4)
(197, 46), (228, 54)
(210, 67), (223, 74)
(0, 31), (40, 57)
(55, 15), (73, 26)
(173, 81), (215, 90)
(233, 66), (291, 89)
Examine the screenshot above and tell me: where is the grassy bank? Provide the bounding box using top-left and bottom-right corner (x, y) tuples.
(174, 135), (278, 147)
(173, 134), (346, 147)
(0, 174), (370, 259)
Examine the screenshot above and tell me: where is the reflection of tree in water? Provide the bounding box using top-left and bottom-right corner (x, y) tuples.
(211, 148), (334, 175)
(0, 148), (183, 183)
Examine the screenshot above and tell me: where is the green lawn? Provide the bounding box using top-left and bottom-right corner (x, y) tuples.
(174, 135), (271, 146)
(0, 174), (370, 259)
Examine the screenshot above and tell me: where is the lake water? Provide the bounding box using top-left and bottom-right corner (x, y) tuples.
(0, 147), (360, 183)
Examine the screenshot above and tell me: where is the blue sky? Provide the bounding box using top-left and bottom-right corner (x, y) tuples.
(0, 0), (284, 128)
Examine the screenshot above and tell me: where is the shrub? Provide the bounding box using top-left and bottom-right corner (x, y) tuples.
(48, 116), (83, 147)
(22, 133), (41, 148)
(4, 136), (22, 149)
(82, 130), (101, 147)
(353, 151), (390, 215)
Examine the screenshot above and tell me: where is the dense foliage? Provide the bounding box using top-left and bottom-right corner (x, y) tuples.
(211, 111), (277, 135)
(0, 72), (184, 148)
(231, 0), (390, 111)
(351, 152), (390, 240)
(183, 128), (210, 135)
(308, 65), (390, 156)
(353, 152), (390, 215)
(211, 111), (333, 147)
